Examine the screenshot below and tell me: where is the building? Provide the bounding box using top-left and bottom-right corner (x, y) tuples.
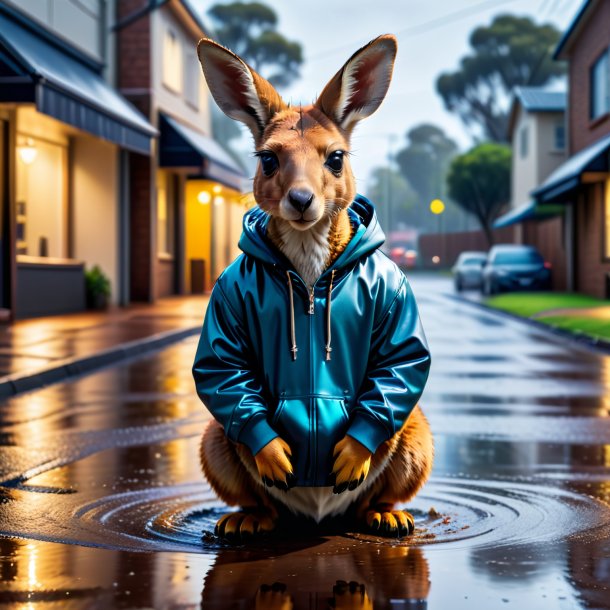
(530, 0), (610, 298)
(0, 0), (156, 319)
(495, 86), (569, 289)
(116, 0), (247, 300)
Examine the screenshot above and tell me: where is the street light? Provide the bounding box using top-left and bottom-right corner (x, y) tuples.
(429, 199), (445, 266)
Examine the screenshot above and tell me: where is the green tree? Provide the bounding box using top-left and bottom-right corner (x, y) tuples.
(208, 2), (303, 88)
(447, 142), (511, 246)
(436, 15), (564, 142)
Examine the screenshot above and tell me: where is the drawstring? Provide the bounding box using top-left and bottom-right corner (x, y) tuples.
(325, 270), (335, 361)
(286, 269), (336, 362)
(286, 272), (298, 361)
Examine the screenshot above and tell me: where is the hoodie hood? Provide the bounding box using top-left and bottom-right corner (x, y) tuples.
(238, 194), (386, 273)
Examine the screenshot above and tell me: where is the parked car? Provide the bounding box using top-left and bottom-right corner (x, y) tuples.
(482, 245), (551, 295)
(452, 251), (487, 291)
(389, 246), (418, 269)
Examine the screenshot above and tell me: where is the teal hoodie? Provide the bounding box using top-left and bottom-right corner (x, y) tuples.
(192, 195), (431, 487)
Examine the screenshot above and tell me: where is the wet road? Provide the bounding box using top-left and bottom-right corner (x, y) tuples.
(0, 273), (608, 609)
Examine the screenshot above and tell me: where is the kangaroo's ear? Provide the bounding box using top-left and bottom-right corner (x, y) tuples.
(197, 38), (287, 142)
(315, 34), (397, 134)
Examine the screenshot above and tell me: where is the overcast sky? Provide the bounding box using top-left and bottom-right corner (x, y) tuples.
(191, 0), (583, 190)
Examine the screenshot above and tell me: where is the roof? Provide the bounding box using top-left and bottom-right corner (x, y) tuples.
(507, 86), (566, 138)
(0, 6), (156, 154)
(554, 0), (598, 60)
(533, 132), (610, 202)
(493, 200), (565, 228)
(159, 113), (246, 191)
(514, 87), (567, 112)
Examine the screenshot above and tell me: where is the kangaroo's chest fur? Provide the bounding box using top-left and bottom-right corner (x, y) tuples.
(268, 209), (352, 287)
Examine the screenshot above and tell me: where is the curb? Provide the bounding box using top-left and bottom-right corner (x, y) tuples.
(0, 325), (201, 399)
(447, 293), (610, 355)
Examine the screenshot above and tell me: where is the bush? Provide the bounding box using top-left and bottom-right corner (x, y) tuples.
(85, 265), (111, 309)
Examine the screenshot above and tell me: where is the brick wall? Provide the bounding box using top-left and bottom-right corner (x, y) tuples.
(567, 0), (610, 154)
(575, 183), (610, 298)
(117, 0), (155, 301)
(522, 216), (567, 291)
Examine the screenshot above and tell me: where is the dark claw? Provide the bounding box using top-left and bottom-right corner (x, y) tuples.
(263, 476), (274, 487)
(333, 481), (349, 494)
(286, 473), (297, 488)
(358, 473), (364, 485)
(274, 479), (288, 491)
(260, 584), (271, 593)
(348, 479), (359, 491)
(271, 582), (286, 592)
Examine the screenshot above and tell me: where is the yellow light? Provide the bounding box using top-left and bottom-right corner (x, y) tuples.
(197, 190), (211, 205)
(214, 196), (225, 206)
(212, 185), (222, 194)
(18, 138), (37, 165)
(432, 255), (440, 264)
(430, 199), (445, 215)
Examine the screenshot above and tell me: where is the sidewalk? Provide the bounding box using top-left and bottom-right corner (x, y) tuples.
(0, 295), (208, 398)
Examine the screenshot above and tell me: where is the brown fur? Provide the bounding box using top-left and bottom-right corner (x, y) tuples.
(197, 35), (433, 538)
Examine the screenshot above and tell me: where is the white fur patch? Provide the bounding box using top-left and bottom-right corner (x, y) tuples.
(275, 218), (331, 287)
(267, 485), (362, 522)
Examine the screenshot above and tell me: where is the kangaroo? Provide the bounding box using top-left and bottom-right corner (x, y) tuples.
(193, 34), (433, 542)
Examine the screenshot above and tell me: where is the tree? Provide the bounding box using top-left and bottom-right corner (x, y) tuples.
(366, 167), (416, 231)
(447, 143), (511, 246)
(208, 2), (303, 88)
(436, 15), (564, 142)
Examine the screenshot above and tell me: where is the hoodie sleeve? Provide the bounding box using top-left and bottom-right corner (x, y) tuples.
(192, 280), (278, 456)
(347, 276), (431, 454)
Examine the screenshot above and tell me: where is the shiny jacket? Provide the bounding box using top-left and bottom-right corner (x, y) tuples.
(192, 195), (431, 487)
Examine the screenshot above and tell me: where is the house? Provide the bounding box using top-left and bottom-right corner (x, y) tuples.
(531, 0), (610, 299)
(0, 0), (156, 319)
(116, 0), (247, 300)
(494, 86), (569, 289)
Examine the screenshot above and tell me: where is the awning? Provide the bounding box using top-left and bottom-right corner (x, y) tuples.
(0, 9), (156, 155)
(533, 133), (610, 203)
(159, 113), (246, 191)
(493, 200), (565, 228)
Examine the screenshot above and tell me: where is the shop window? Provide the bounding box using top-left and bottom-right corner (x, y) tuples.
(163, 28), (183, 94)
(519, 125), (528, 159)
(591, 50), (610, 120)
(157, 172), (175, 257)
(16, 136), (67, 258)
(184, 51), (200, 109)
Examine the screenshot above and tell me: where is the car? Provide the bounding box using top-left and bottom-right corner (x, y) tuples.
(482, 244), (551, 295)
(452, 251), (487, 291)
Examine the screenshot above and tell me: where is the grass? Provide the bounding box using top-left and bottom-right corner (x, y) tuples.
(484, 292), (606, 318)
(484, 292), (610, 344)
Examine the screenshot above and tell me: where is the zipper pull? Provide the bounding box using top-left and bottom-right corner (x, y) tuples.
(308, 289), (315, 315)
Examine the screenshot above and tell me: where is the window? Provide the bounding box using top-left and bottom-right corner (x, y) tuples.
(519, 125), (528, 159)
(157, 171), (175, 257)
(591, 50), (610, 120)
(16, 135), (67, 258)
(163, 28), (182, 93)
(604, 180), (610, 260)
(184, 51), (200, 109)
(554, 121), (566, 151)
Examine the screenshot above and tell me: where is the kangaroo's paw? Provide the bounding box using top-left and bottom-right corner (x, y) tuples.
(214, 508), (276, 542)
(328, 580), (373, 610)
(365, 506), (415, 538)
(255, 583), (293, 610)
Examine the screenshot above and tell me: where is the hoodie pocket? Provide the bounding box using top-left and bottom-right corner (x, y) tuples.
(271, 396), (350, 486)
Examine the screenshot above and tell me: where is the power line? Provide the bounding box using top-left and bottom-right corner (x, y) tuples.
(306, 0), (522, 62)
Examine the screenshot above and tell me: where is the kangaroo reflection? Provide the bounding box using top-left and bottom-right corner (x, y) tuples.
(200, 539), (430, 609)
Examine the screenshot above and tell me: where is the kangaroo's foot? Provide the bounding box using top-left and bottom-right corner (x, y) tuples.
(365, 503), (414, 538)
(328, 581), (373, 610)
(215, 507), (277, 542)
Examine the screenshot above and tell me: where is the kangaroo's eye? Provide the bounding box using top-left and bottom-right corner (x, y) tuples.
(325, 151), (344, 175)
(257, 151), (279, 177)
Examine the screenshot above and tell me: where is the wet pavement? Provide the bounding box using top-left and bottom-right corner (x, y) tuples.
(0, 273), (608, 609)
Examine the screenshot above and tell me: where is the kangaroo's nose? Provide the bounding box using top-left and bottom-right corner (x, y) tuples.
(288, 188), (314, 214)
